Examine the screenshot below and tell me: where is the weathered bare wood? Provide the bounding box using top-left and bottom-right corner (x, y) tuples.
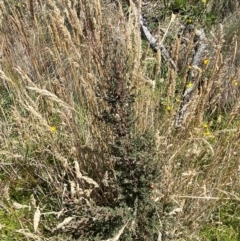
(139, 12), (178, 71)
(175, 28), (207, 128)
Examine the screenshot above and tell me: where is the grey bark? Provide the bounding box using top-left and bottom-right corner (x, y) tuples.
(175, 28), (207, 128)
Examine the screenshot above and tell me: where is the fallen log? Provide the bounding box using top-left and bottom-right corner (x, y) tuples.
(138, 10), (178, 71)
(175, 28), (207, 128)
(134, 3), (208, 128)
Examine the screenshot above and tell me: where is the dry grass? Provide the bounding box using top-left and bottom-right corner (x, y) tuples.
(0, 0), (240, 240)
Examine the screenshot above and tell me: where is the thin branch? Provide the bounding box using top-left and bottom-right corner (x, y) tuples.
(137, 8), (178, 70)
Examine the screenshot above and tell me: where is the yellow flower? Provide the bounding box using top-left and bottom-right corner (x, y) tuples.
(203, 59), (209, 65)
(203, 130), (211, 136)
(202, 0), (207, 3)
(167, 106), (171, 111)
(50, 126), (56, 132)
(187, 82), (193, 88)
(233, 79), (238, 86)
(203, 123), (208, 128)
(187, 19), (192, 24)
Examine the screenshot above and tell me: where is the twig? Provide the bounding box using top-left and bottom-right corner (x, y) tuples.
(137, 8), (178, 70)
(171, 195), (239, 201)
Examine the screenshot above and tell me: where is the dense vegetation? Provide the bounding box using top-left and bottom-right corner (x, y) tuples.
(0, 0), (240, 240)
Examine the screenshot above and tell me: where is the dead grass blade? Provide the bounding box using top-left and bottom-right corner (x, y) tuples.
(33, 206), (41, 233)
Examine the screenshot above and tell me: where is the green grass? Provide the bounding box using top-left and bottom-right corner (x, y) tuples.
(200, 225), (239, 241)
(0, 204), (31, 241)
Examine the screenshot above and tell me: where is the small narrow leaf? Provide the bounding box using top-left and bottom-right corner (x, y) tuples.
(16, 229), (41, 240)
(102, 220), (129, 241)
(13, 202), (30, 210)
(33, 206), (41, 233)
(56, 217), (74, 230)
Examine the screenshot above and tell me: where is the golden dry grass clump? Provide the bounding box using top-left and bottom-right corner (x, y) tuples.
(0, 0), (240, 240)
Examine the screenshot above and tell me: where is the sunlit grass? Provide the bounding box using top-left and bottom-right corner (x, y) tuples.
(0, 0), (240, 240)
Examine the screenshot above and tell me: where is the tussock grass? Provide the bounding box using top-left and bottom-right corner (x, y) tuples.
(0, 0), (240, 240)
